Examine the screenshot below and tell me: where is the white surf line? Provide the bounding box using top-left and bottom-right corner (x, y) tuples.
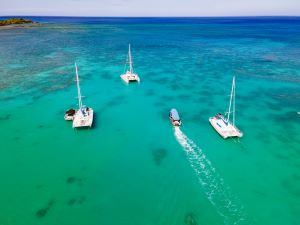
(174, 127), (247, 225)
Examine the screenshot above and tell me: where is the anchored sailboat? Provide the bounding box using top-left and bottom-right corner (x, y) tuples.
(72, 63), (94, 128)
(209, 76), (243, 138)
(120, 44), (140, 83)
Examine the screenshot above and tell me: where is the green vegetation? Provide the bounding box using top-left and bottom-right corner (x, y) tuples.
(0, 18), (34, 26)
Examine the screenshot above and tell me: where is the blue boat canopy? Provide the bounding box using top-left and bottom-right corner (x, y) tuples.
(170, 108), (180, 120)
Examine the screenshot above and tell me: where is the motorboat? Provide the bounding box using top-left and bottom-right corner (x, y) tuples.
(64, 108), (76, 121)
(169, 108), (182, 127)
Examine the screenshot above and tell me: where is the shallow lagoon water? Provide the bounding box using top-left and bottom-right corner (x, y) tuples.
(0, 17), (300, 225)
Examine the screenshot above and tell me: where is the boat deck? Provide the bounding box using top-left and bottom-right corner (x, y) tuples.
(209, 115), (242, 139)
(72, 108), (94, 128)
(120, 72), (140, 83)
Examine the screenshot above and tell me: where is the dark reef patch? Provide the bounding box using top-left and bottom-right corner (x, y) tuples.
(68, 198), (77, 206)
(274, 153), (290, 161)
(145, 89), (155, 96)
(154, 102), (165, 107)
(189, 110), (211, 123)
(207, 100), (215, 108)
(36, 208), (47, 218)
(263, 100), (281, 111)
(154, 76), (171, 84)
(77, 178), (84, 187)
(35, 200), (55, 218)
(100, 72), (112, 80)
(67, 196), (86, 206)
(177, 94), (191, 101)
(42, 81), (72, 93)
(293, 174), (300, 181)
(184, 212), (198, 225)
(256, 131), (271, 144)
(198, 89), (212, 97)
(66, 176), (76, 184)
(152, 148), (167, 166)
(236, 102), (249, 111)
(169, 83), (181, 91)
(253, 58), (274, 64)
(271, 111), (300, 124)
(159, 77), (170, 83)
(281, 178), (300, 198)
(66, 176), (84, 186)
(105, 95), (126, 108)
(13, 136), (21, 141)
(78, 196), (86, 204)
(160, 95), (174, 102)
(0, 114), (11, 120)
(36, 185), (43, 189)
(275, 133), (290, 143)
(158, 108), (170, 120)
(195, 97), (207, 104)
(247, 116), (259, 121)
(182, 83), (194, 91)
(31, 95), (42, 102)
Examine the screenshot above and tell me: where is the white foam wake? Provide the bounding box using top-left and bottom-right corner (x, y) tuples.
(174, 127), (247, 225)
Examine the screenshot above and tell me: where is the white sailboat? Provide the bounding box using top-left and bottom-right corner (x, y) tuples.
(209, 76), (243, 138)
(120, 44), (140, 83)
(72, 63), (94, 128)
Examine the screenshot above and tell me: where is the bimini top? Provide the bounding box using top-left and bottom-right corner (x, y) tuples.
(170, 108), (180, 120)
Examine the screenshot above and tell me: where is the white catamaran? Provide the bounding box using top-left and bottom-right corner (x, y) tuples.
(72, 63), (94, 128)
(120, 44), (140, 83)
(209, 76), (243, 139)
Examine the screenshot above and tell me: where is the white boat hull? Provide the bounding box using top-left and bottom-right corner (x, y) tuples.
(209, 116), (243, 139)
(73, 108), (94, 128)
(169, 108), (182, 127)
(64, 115), (74, 121)
(120, 72), (140, 83)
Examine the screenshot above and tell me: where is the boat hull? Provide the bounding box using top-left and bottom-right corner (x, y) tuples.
(120, 72), (140, 83)
(64, 108), (77, 121)
(169, 109), (181, 127)
(170, 118), (181, 127)
(209, 115), (243, 139)
(64, 115), (74, 121)
(73, 108), (94, 128)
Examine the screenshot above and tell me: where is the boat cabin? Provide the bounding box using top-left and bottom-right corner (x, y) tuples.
(121, 71), (140, 83)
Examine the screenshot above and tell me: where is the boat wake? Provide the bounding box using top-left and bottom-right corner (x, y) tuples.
(174, 127), (247, 225)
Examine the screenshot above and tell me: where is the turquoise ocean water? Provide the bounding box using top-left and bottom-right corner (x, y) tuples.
(0, 17), (300, 225)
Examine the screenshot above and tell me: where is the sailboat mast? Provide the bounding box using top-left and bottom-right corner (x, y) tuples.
(128, 44), (133, 73)
(232, 76), (236, 127)
(75, 62), (83, 109)
(227, 76), (235, 123)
